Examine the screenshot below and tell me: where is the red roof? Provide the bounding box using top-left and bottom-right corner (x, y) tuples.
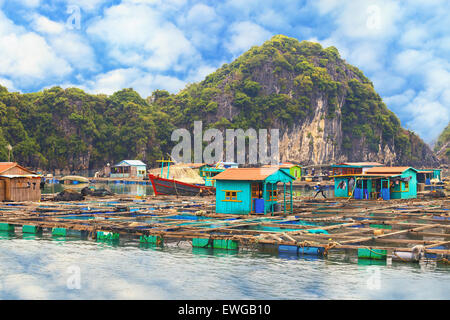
(0, 162), (35, 174)
(214, 167), (279, 181)
(336, 162), (384, 167)
(365, 166), (413, 174)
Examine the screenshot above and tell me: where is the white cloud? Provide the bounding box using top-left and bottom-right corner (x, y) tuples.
(16, 0), (40, 8)
(30, 14), (65, 34)
(0, 11), (72, 85)
(225, 21), (272, 55)
(81, 68), (186, 96)
(87, 3), (197, 71)
(0, 77), (17, 92)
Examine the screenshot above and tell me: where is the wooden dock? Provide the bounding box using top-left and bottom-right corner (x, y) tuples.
(0, 194), (449, 264)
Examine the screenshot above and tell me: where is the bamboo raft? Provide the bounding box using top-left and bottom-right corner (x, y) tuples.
(0, 194), (449, 265)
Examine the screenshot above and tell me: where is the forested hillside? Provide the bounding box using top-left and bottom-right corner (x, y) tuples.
(0, 35), (440, 171)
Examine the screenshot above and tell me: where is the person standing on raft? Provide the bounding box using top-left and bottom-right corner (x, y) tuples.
(314, 183), (326, 198)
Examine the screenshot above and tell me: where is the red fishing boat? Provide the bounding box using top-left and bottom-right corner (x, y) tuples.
(149, 159), (215, 196)
(148, 174), (215, 196)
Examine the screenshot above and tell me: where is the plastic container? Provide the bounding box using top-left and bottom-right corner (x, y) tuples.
(299, 246), (325, 256)
(254, 199), (264, 213)
(278, 245), (298, 254)
(358, 248), (387, 260)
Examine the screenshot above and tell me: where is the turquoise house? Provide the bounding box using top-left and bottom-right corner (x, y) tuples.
(199, 165), (225, 187)
(110, 160), (147, 179)
(333, 166), (418, 200)
(214, 167), (295, 215)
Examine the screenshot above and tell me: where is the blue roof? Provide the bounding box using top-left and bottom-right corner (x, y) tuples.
(114, 160), (146, 167)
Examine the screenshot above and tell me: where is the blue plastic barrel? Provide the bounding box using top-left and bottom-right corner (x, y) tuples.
(299, 246), (325, 255)
(354, 188), (362, 199)
(382, 188), (390, 200)
(254, 199), (264, 213)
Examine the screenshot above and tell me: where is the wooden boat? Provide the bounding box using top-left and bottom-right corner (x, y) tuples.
(60, 175), (90, 189)
(148, 174), (215, 196)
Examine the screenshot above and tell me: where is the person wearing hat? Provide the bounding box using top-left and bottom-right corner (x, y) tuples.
(314, 182), (326, 198)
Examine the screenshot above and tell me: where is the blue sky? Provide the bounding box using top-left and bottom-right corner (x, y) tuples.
(0, 0), (449, 144)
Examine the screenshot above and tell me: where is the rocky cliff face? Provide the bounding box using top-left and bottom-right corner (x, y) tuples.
(434, 122), (450, 165)
(156, 35), (439, 167)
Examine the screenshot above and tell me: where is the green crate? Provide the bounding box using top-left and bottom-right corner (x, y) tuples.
(0, 223), (14, 231)
(192, 238), (210, 247)
(22, 225), (42, 234)
(213, 239), (238, 250)
(97, 231), (119, 241)
(358, 248), (387, 260)
(52, 227), (67, 236)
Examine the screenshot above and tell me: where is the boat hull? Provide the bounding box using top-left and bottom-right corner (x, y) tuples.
(148, 174), (215, 196)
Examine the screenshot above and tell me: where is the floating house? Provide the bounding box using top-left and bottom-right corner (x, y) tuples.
(331, 162), (383, 176)
(110, 160), (147, 179)
(214, 167), (295, 215)
(263, 163), (302, 180)
(0, 162), (41, 202)
(199, 164), (225, 187)
(417, 169), (442, 185)
(333, 166), (418, 200)
(218, 162), (239, 169)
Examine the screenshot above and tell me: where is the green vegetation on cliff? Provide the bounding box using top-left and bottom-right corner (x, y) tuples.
(0, 86), (173, 170)
(0, 35), (438, 170)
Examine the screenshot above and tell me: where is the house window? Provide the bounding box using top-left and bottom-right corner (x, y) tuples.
(269, 190), (278, 201)
(404, 181), (409, 192)
(223, 190), (241, 202)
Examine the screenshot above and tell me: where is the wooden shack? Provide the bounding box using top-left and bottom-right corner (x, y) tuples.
(214, 167), (295, 215)
(110, 160), (147, 179)
(0, 162), (41, 202)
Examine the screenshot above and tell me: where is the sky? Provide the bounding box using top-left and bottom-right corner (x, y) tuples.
(0, 0), (449, 144)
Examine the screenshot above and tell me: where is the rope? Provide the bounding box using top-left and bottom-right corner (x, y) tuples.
(324, 241), (341, 257)
(392, 251), (409, 262)
(363, 246), (387, 257)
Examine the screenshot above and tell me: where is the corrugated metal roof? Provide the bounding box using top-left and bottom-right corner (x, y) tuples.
(335, 162), (384, 167)
(365, 166), (415, 174)
(0, 175), (41, 178)
(214, 168), (279, 181)
(115, 160), (146, 167)
(0, 162), (35, 174)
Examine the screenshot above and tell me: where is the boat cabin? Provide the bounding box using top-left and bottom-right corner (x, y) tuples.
(333, 166), (418, 200)
(214, 167), (295, 215)
(0, 162), (41, 202)
(110, 160), (147, 179)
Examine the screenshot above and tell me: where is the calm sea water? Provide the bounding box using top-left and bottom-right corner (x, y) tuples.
(0, 183), (447, 300)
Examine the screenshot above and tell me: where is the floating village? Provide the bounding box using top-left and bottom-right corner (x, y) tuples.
(0, 159), (448, 266)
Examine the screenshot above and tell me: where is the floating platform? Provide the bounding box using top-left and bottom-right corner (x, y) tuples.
(0, 194), (449, 265)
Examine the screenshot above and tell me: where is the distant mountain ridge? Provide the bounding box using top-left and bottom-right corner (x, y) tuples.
(152, 35), (439, 167)
(0, 35), (441, 171)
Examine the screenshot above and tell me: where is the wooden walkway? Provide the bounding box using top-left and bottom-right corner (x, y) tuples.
(0, 194), (449, 264)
